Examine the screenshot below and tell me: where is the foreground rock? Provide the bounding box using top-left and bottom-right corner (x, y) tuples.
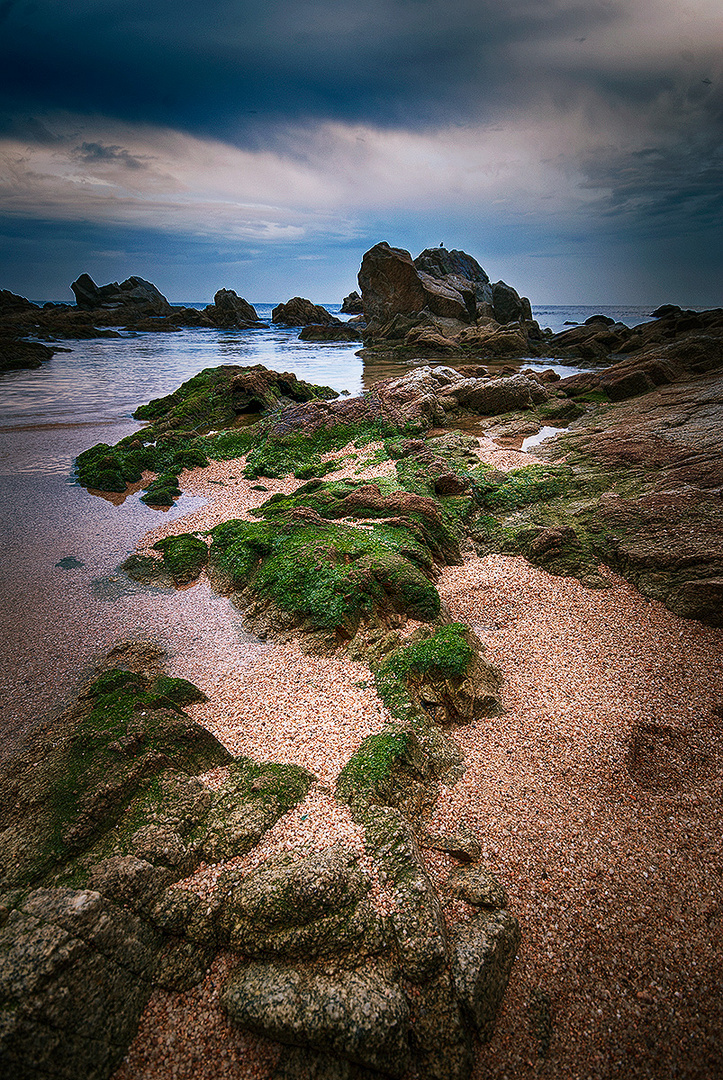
(1, 632), (519, 1078)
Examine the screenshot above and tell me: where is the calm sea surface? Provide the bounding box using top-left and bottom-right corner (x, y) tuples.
(0, 302), (657, 745)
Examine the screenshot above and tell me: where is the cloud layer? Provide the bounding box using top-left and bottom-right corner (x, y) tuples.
(0, 0), (721, 302)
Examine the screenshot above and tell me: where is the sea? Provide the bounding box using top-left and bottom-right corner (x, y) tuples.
(0, 302), (663, 744)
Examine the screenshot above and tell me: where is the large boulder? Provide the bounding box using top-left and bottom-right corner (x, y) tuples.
(202, 289), (259, 328)
(414, 247), (494, 316)
(70, 274), (172, 314)
(358, 243), (469, 328)
(272, 297), (334, 326)
(491, 280), (532, 324)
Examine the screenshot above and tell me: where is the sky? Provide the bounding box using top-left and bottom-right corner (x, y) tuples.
(0, 0), (721, 305)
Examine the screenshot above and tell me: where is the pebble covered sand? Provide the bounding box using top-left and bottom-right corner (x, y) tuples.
(111, 442), (723, 1080)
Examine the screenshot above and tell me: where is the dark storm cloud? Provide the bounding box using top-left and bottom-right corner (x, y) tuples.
(73, 141), (146, 169)
(0, 0), (617, 136)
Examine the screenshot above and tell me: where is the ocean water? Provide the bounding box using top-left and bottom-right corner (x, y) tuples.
(0, 300), (662, 744)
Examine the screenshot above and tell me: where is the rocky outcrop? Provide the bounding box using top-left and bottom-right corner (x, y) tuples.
(201, 289), (260, 328)
(71, 273), (172, 314)
(340, 290), (364, 313)
(1, 626), (520, 1080)
(358, 243), (470, 331)
(0, 652), (317, 1079)
(272, 297), (335, 326)
(357, 243), (541, 360)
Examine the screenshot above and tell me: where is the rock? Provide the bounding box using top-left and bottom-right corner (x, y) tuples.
(0, 336), (56, 372)
(222, 961), (411, 1076)
(0, 888), (157, 1080)
(217, 844), (380, 959)
(450, 372), (551, 415)
(358, 242), (469, 328)
(491, 281), (532, 324)
(0, 289), (38, 315)
(421, 827), (481, 863)
(363, 808), (449, 983)
(340, 291), (364, 314)
(399, 626), (503, 725)
(70, 273), (172, 314)
(203, 289), (259, 328)
(272, 298), (334, 327)
(86, 856), (174, 911)
(414, 247), (493, 315)
(455, 324), (530, 359)
(298, 324), (361, 342)
(273, 1046), (388, 1080)
(228, 365), (338, 416)
(451, 910), (521, 1041)
(447, 867), (508, 909)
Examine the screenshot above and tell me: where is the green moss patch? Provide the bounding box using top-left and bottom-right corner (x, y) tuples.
(152, 534), (208, 584)
(209, 516), (441, 638)
(373, 623), (475, 724)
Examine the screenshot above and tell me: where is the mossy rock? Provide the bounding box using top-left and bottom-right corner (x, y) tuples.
(141, 473), (181, 506)
(373, 623), (501, 727)
(336, 729), (437, 817)
(0, 669), (232, 889)
(209, 517), (441, 640)
(152, 534), (208, 584)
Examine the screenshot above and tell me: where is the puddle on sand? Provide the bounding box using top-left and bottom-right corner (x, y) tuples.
(520, 426), (566, 451)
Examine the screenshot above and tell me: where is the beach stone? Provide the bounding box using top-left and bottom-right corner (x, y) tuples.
(421, 827), (481, 863)
(447, 867), (509, 909)
(222, 960), (411, 1076)
(272, 297), (334, 326)
(451, 910), (521, 1041)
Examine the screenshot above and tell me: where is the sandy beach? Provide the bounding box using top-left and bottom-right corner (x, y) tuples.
(106, 444), (723, 1080)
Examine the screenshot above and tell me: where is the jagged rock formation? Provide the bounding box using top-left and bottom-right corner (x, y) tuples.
(71, 273), (172, 314)
(340, 290), (364, 313)
(357, 243), (539, 357)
